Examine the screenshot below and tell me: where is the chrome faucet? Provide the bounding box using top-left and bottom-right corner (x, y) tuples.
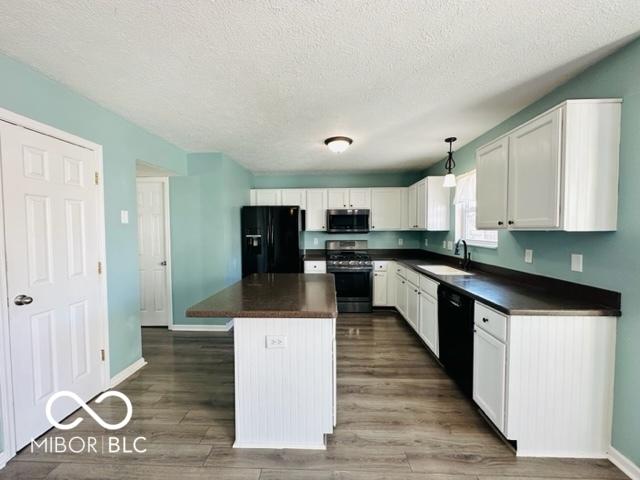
(455, 239), (471, 270)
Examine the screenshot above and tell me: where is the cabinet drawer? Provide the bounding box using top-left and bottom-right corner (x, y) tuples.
(304, 261), (326, 274)
(474, 302), (507, 342)
(405, 268), (420, 287)
(394, 264), (407, 278)
(374, 261), (388, 272)
(419, 275), (439, 298)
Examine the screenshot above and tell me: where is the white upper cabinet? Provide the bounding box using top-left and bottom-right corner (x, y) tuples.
(508, 108), (562, 229)
(327, 188), (371, 209)
(476, 137), (509, 229)
(305, 189), (328, 231)
(371, 188), (403, 230)
(416, 180), (427, 229)
(327, 188), (349, 208)
(253, 189), (281, 206)
(425, 177), (450, 231)
(281, 189), (307, 209)
(406, 178), (450, 231)
(407, 184), (418, 229)
(348, 188), (371, 208)
(476, 99), (621, 231)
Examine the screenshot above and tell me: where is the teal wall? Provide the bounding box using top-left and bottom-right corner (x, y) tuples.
(0, 55), (253, 454)
(304, 232), (423, 250)
(170, 153), (252, 326)
(0, 53), (189, 454)
(254, 171), (422, 188)
(0, 54), (191, 371)
(423, 38), (640, 465)
(255, 172), (425, 250)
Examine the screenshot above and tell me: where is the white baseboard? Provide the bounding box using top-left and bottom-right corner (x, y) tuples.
(110, 357), (147, 388)
(170, 320), (233, 332)
(609, 446), (640, 480)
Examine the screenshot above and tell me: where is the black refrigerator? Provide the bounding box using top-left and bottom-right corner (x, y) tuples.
(241, 206), (303, 276)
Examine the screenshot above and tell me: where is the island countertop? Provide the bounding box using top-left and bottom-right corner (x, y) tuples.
(186, 273), (338, 318)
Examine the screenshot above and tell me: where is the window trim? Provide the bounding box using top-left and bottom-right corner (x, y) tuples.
(454, 170), (498, 250)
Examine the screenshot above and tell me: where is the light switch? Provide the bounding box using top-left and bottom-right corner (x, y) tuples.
(424, 238), (429, 247)
(313, 237), (319, 246)
(442, 240), (447, 248)
(265, 335), (287, 349)
(571, 254), (583, 272)
(524, 249), (533, 264)
(120, 210), (129, 224)
(398, 238), (404, 246)
(447, 240), (453, 250)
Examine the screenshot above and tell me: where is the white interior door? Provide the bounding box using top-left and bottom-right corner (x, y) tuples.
(137, 179), (170, 326)
(0, 121), (104, 449)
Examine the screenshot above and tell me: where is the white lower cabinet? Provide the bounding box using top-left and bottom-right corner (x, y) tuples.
(418, 290), (438, 357)
(373, 271), (387, 306)
(386, 262), (397, 307)
(395, 273), (407, 316)
(406, 283), (419, 330)
(472, 300), (617, 458)
(473, 326), (506, 432)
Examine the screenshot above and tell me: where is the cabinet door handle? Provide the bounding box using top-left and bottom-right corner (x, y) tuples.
(497, 221), (504, 226)
(508, 220), (514, 225)
(482, 317), (489, 323)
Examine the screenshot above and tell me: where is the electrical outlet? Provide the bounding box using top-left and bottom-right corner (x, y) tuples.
(265, 335), (287, 349)
(442, 240), (447, 248)
(524, 249), (533, 264)
(313, 237), (319, 246)
(120, 210), (129, 224)
(398, 237), (404, 246)
(447, 240), (453, 250)
(571, 254), (583, 272)
(424, 238), (429, 247)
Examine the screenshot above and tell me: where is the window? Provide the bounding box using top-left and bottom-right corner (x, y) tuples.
(454, 170), (498, 248)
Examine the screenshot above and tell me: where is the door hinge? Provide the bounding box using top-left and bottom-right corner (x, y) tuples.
(94, 171), (99, 185)
(97, 261), (102, 274)
(100, 349), (105, 361)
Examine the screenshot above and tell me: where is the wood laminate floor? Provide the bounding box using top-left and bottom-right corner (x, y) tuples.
(2, 312), (628, 479)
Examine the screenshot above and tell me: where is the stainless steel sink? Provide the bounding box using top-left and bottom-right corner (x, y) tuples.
(417, 265), (474, 276)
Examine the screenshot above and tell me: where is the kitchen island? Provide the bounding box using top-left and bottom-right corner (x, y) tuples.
(187, 273), (337, 449)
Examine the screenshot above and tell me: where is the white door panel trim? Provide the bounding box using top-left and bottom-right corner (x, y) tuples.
(0, 106), (109, 465)
(136, 177), (173, 328)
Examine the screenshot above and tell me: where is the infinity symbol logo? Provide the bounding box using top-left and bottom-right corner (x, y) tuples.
(45, 391), (133, 431)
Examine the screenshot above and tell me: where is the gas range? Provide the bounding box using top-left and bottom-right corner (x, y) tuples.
(325, 240), (372, 313)
(325, 241), (372, 271)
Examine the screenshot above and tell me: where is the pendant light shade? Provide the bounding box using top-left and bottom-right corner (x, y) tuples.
(443, 136), (457, 188)
(443, 173), (456, 188)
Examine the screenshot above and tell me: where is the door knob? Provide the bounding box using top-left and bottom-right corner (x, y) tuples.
(160, 261), (167, 266)
(14, 295), (33, 306)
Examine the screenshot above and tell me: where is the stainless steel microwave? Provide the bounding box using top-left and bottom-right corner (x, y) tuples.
(326, 209), (370, 233)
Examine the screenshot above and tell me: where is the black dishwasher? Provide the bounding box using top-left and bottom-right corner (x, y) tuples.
(438, 285), (474, 398)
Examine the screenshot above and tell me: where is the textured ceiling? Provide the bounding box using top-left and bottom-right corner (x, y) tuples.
(1, 1), (639, 173)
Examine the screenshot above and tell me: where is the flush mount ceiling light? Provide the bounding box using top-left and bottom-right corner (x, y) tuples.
(443, 136), (457, 188)
(324, 136), (353, 153)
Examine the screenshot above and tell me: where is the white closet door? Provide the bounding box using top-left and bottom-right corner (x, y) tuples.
(0, 121), (103, 449)
(137, 180), (170, 326)
(508, 109), (562, 229)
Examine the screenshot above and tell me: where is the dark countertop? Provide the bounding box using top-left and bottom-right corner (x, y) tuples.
(186, 273), (338, 319)
(303, 249), (621, 317)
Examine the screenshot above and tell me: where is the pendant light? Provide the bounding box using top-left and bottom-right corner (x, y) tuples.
(443, 136), (457, 188)
(324, 136), (353, 153)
